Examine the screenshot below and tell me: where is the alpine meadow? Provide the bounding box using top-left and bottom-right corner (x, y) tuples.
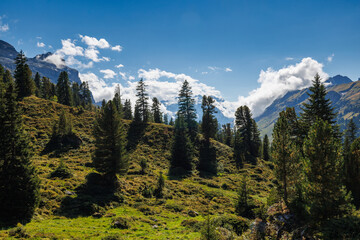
(0, 1), (360, 239)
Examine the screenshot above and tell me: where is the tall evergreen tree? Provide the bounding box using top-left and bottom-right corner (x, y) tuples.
(223, 123), (233, 147)
(343, 118), (357, 200)
(71, 82), (81, 107)
(272, 111), (300, 205)
(14, 51), (35, 98)
(3, 69), (13, 84)
(79, 82), (92, 109)
(163, 114), (169, 125)
(262, 134), (270, 161)
(123, 99), (133, 120)
(151, 97), (162, 123)
(34, 72), (42, 97)
(348, 138), (360, 208)
(303, 118), (351, 220)
(41, 77), (56, 100)
(56, 71), (73, 106)
(170, 116), (193, 172)
(177, 80), (197, 136)
(201, 95), (218, 141)
(0, 81), (40, 226)
(113, 84), (123, 116)
(93, 100), (128, 183)
(301, 73), (337, 134)
(135, 79), (149, 123)
(234, 105), (261, 165)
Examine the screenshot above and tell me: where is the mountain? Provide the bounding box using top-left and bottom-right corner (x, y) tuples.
(255, 76), (360, 138)
(0, 40), (81, 84)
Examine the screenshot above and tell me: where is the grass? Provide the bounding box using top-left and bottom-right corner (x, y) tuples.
(0, 96), (276, 239)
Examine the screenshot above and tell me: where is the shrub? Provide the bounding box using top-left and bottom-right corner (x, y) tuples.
(181, 219), (202, 231)
(142, 185), (153, 198)
(213, 214), (249, 236)
(200, 215), (218, 240)
(165, 202), (184, 213)
(8, 223), (30, 238)
(49, 159), (72, 179)
(154, 172), (165, 199)
(140, 158), (148, 174)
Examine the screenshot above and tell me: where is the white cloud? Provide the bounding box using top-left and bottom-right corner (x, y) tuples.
(79, 73), (116, 101)
(0, 23), (9, 32)
(100, 69), (117, 79)
(208, 66), (218, 71)
(119, 72), (127, 80)
(208, 66), (232, 73)
(112, 45), (123, 52)
(115, 64), (124, 68)
(218, 57), (329, 117)
(66, 56), (93, 69)
(327, 53), (334, 62)
(225, 67), (232, 72)
(128, 76), (135, 80)
(44, 54), (66, 68)
(285, 57), (294, 61)
(79, 35), (110, 49)
(37, 42), (45, 48)
(58, 39), (84, 56)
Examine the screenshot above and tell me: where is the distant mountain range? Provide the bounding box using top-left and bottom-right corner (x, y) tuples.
(255, 75), (360, 138)
(0, 40), (81, 85)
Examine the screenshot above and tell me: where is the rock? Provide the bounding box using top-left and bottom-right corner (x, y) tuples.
(65, 190), (75, 195)
(188, 210), (199, 217)
(152, 225), (159, 229)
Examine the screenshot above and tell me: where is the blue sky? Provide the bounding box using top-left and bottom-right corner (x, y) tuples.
(0, 0), (359, 116)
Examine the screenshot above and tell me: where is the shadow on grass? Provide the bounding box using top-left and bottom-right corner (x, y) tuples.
(168, 167), (192, 180)
(41, 133), (82, 157)
(57, 173), (123, 218)
(126, 121), (147, 151)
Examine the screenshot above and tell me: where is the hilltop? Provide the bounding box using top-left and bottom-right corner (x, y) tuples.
(0, 96), (276, 239)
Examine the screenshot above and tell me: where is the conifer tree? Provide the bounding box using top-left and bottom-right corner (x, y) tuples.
(34, 72), (42, 97)
(348, 138), (360, 208)
(72, 82), (81, 106)
(135, 79), (149, 123)
(151, 97), (162, 123)
(171, 116), (193, 172)
(262, 134), (270, 161)
(123, 99), (133, 120)
(301, 73), (337, 134)
(113, 84), (123, 116)
(178, 80), (197, 136)
(234, 105), (261, 165)
(134, 102), (142, 122)
(163, 114), (169, 125)
(56, 71), (73, 106)
(169, 117), (174, 126)
(0, 81), (40, 226)
(79, 82), (92, 109)
(14, 51), (35, 98)
(3, 69), (13, 84)
(223, 123), (233, 147)
(272, 111), (300, 205)
(41, 77), (56, 100)
(235, 177), (252, 218)
(303, 118), (351, 220)
(93, 100), (128, 183)
(201, 96), (218, 141)
(154, 172), (165, 199)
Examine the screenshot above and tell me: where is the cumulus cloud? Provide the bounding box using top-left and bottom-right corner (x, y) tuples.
(225, 67), (232, 72)
(37, 42), (45, 47)
(119, 72), (127, 80)
(66, 56), (93, 69)
(84, 47), (109, 62)
(112, 45), (123, 52)
(43, 39), (84, 68)
(128, 76), (135, 80)
(327, 53), (334, 62)
(79, 73), (116, 101)
(100, 69), (117, 79)
(79, 35), (110, 49)
(218, 57), (329, 117)
(115, 64), (124, 68)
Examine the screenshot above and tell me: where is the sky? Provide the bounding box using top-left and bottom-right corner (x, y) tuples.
(0, 0), (359, 117)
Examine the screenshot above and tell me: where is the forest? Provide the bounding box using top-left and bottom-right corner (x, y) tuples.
(0, 51), (360, 239)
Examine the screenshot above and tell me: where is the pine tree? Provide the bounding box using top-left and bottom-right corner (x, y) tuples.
(55, 111), (73, 136)
(3, 69), (13, 84)
(301, 73), (337, 134)
(14, 51), (35, 98)
(223, 123), (233, 147)
(34, 72), (42, 97)
(56, 71), (73, 106)
(93, 100), (128, 183)
(262, 134), (270, 161)
(170, 116), (193, 173)
(163, 114), (169, 125)
(135, 79), (149, 123)
(0, 81), (40, 226)
(41, 77), (56, 100)
(123, 99), (133, 120)
(72, 82), (81, 106)
(201, 96), (218, 141)
(151, 97), (162, 123)
(303, 118), (351, 220)
(235, 177), (252, 218)
(272, 110), (300, 205)
(154, 172), (165, 199)
(113, 84), (123, 116)
(178, 80), (197, 136)
(79, 82), (92, 109)
(169, 117), (174, 126)
(343, 118), (357, 203)
(134, 102), (142, 122)
(234, 105), (260, 165)
(348, 138), (360, 208)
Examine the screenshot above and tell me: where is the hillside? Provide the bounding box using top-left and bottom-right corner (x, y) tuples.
(0, 96), (276, 239)
(256, 77), (360, 138)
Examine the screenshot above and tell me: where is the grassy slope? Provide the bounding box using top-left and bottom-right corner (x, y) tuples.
(0, 96), (275, 239)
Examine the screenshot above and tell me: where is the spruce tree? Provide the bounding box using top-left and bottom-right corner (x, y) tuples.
(235, 177), (252, 218)
(0, 81), (40, 226)
(135, 79), (149, 123)
(170, 116), (193, 173)
(72, 82), (81, 106)
(169, 117), (174, 126)
(93, 100), (128, 183)
(56, 71), (73, 106)
(200, 95), (218, 141)
(34, 72), (42, 97)
(348, 138), (360, 208)
(272, 111), (300, 205)
(14, 51), (35, 98)
(113, 84), (123, 116)
(163, 114), (169, 125)
(3, 69), (13, 84)
(177, 80), (197, 137)
(151, 97), (162, 123)
(79, 82), (92, 109)
(234, 105), (260, 165)
(123, 99), (133, 120)
(262, 134), (270, 161)
(303, 118), (351, 220)
(41, 77), (56, 100)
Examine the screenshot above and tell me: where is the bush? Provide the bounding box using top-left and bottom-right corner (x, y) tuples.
(142, 185), (153, 198)
(165, 202), (184, 212)
(49, 159), (72, 179)
(8, 223), (30, 238)
(111, 217), (131, 229)
(140, 158), (148, 174)
(154, 172), (165, 199)
(181, 219), (202, 231)
(201, 215), (219, 240)
(213, 214), (249, 236)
